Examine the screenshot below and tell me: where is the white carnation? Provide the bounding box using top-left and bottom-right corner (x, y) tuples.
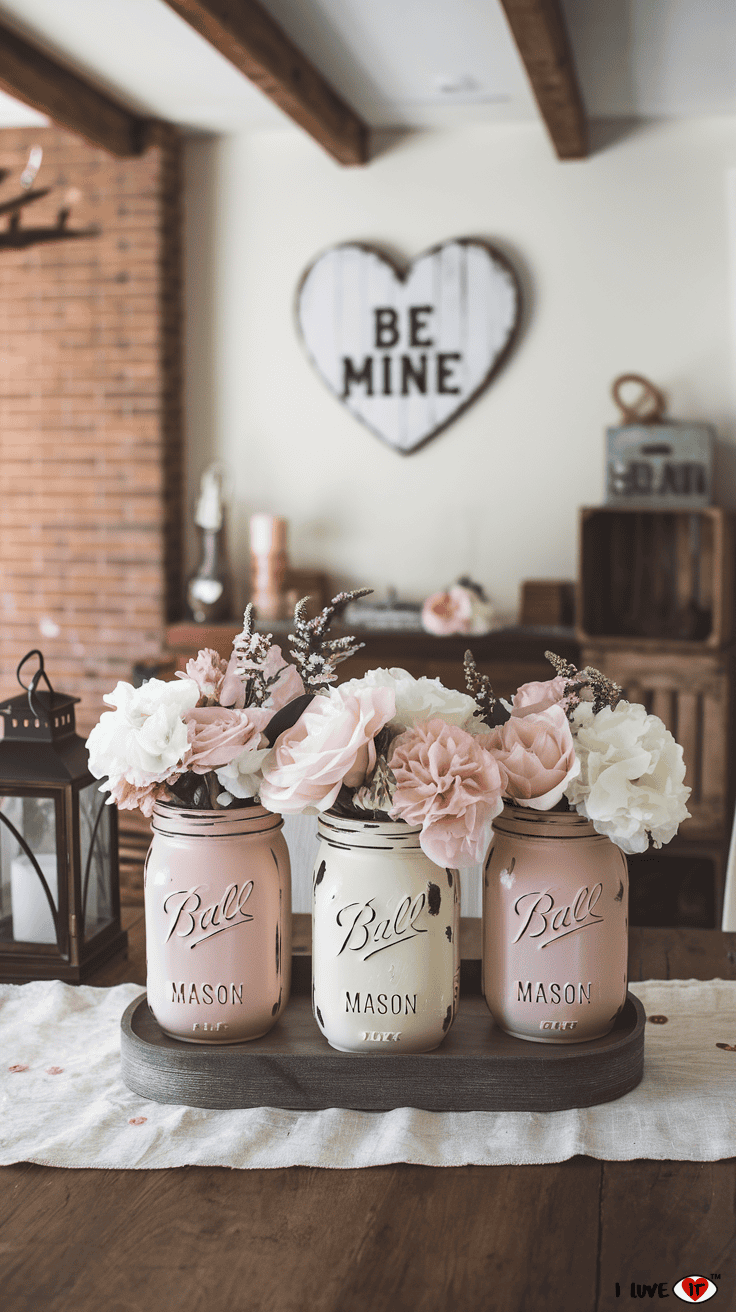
(86, 677), (199, 786)
(339, 667), (484, 736)
(565, 700), (691, 854)
(215, 746), (271, 800)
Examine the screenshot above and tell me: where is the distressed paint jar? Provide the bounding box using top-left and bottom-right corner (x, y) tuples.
(482, 806), (628, 1044)
(144, 803), (291, 1043)
(312, 813), (460, 1053)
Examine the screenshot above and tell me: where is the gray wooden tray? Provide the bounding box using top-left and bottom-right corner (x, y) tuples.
(120, 955), (646, 1113)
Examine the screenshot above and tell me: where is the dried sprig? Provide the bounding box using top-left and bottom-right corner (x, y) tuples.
(579, 664), (624, 715)
(463, 650), (498, 726)
(543, 650), (579, 684)
(231, 604), (280, 707)
(289, 589), (372, 694)
(353, 753), (396, 817)
(544, 650), (623, 715)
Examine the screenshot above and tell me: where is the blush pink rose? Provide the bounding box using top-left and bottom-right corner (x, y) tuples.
(481, 703), (580, 810)
(175, 649), (228, 703)
(220, 645), (304, 710)
(511, 675), (568, 718)
(259, 684), (395, 814)
(183, 706), (271, 774)
(421, 586), (473, 636)
(389, 718), (504, 866)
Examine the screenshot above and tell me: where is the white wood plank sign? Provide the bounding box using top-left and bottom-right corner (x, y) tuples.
(296, 240), (521, 454)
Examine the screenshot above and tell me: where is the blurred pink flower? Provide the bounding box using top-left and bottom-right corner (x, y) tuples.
(481, 704), (580, 810)
(266, 652), (305, 711)
(220, 645), (304, 711)
(175, 649), (228, 703)
(511, 675), (568, 718)
(389, 718), (504, 866)
(421, 586), (473, 636)
(184, 706), (271, 774)
(259, 684), (395, 814)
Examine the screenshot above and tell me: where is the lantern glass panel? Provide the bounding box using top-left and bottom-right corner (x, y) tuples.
(79, 782), (113, 942)
(0, 795), (60, 945)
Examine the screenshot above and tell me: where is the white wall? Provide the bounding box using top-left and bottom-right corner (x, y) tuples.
(183, 117), (736, 618)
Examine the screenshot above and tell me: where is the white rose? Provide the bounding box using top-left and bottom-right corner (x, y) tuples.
(215, 746), (271, 800)
(565, 700), (691, 854)
(86, 677), (198, 785)
(340, 667), (484, 736)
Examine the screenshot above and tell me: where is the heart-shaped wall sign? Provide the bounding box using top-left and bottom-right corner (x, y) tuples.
(296, 240), (521, 454)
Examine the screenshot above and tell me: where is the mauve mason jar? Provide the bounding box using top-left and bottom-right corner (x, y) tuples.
(483, 806), (628, 1043)
(144, 803), (291, 1043)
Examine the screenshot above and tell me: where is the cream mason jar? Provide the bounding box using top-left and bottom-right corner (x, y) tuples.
(482, 806), (628, 1044)
(312, 813), (460, 1053)
(144, 803), (291, 1043)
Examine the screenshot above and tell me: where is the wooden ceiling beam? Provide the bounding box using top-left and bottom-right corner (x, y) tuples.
(162, 0), (368, 166)
(0, 20), (150, 157)
(498, 0), (588, 159)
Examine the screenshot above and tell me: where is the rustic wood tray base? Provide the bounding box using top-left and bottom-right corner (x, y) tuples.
(121, 974), (645, 1113)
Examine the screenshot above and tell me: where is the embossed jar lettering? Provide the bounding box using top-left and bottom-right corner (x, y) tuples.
(312, 814), (460, 1053)
(482, 807), (628, 1044)
(144, 804), (291, 1043)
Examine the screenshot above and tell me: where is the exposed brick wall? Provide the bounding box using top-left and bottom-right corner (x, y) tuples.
(0, 125), (183, 736)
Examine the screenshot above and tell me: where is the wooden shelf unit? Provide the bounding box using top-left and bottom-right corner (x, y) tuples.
(577, 506), (735, 647)
(579, 502), (736, 926)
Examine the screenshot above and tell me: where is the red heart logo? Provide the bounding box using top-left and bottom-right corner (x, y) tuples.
(674, 1275), (715, 1302)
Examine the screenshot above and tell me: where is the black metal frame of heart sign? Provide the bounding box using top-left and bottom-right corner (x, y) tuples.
(295, 239), (522, 455)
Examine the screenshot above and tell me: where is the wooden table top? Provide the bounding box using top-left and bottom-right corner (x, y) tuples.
(3, 911), (736, 1312)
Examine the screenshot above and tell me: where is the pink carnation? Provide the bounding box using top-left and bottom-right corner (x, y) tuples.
(511, 675), (568, 718)
(481, 703), (580, 810)
(104, 775), (173, 818)
(175, 649), (228, 703)
(184, 706), (271, 774)
(259, 684), (395, 814)
(389, 718), (504, 866)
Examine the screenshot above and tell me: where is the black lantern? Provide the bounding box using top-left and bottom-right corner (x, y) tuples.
(0, 651), (127, 983)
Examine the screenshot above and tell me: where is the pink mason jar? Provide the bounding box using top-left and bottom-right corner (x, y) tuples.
(482, 806), (628, 1044)
(144, 803), (291, 1043)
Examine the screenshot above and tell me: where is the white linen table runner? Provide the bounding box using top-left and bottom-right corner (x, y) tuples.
(0, 978), (734, 1170)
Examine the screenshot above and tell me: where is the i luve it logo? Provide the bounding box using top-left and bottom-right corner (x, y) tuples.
(673, 1276), (718, 1303)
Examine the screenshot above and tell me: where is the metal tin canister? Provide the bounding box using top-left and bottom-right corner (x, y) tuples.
(482, 806), (628, 1044)
(144, 803), (291, 1043)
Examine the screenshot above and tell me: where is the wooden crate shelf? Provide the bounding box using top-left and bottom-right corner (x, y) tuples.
(577, 506), (735, 648)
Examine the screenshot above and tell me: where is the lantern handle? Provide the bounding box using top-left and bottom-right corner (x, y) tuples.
(16, 649), (55, 722)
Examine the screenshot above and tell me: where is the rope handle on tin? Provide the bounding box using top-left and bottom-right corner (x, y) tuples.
(611, 374), (666, 425)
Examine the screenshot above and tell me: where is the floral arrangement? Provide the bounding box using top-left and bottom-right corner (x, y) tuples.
(85, 591), (368, 816)
(465, 650), (692, 854)
(87, 594), (691, 865)
(258, 665), (504, 867)
(257, 650), (691, 865)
